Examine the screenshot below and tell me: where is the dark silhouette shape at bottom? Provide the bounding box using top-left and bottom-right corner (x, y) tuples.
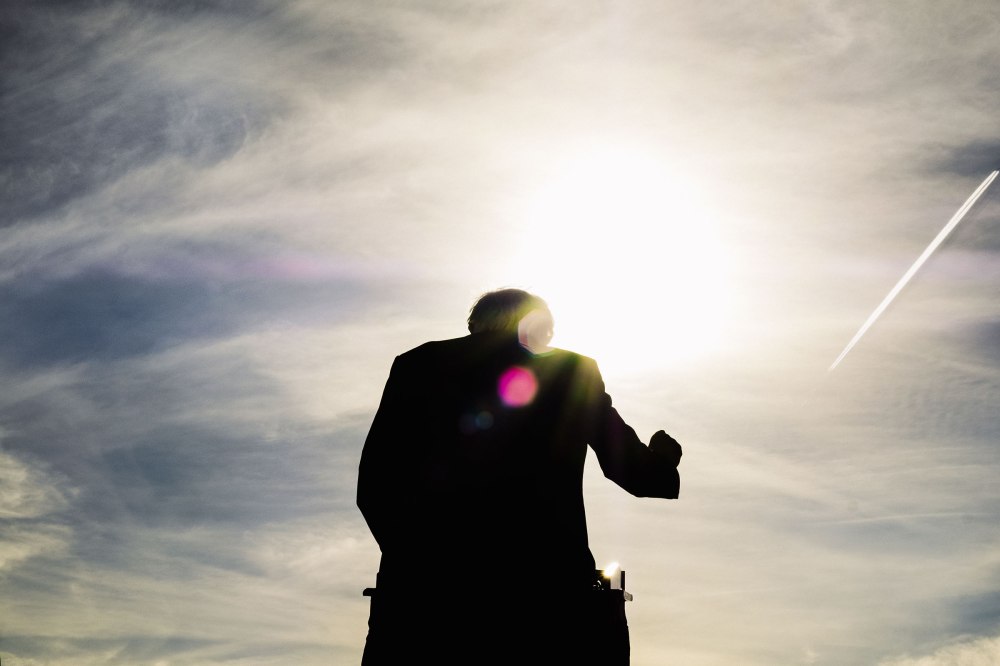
(361, 567), (632, 666)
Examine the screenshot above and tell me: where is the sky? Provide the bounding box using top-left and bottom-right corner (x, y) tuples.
(2, 1), (1000, 664)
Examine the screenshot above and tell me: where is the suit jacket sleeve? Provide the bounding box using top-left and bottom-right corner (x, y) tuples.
(583, 358), (680, 499)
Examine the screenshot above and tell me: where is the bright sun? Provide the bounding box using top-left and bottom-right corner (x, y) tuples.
(504, 142), (733, 377)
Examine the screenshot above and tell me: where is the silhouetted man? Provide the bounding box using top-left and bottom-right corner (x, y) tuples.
(358, 288), (682, 666)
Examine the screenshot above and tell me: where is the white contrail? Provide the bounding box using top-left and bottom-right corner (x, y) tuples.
(829, 170), (999, 371)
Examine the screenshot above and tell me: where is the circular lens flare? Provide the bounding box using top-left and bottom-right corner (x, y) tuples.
(498, 366), (537, 407)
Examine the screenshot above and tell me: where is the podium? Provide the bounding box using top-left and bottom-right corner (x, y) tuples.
(361, 566), (633, 665)
(589, 566), (631, 665)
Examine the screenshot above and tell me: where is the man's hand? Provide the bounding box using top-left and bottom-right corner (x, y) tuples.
(649, 430), (682, 467)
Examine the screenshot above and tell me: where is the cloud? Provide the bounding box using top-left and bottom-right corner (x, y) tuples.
(879, 635), (1000, 666)
(0, 450), (72, 520)
(0, 264), (376, 369)
(957, 318), (1000, 366)
(0, 343), (365, 528)
(0, 1), (278, 229)
(930, 140), (1000, 180)
(0, 447), (74, 574)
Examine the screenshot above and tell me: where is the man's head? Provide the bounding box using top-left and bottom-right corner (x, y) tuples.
(467, 288), (551, 336)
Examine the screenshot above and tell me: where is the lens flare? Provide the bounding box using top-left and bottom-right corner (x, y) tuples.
(498, 366), (537, 407)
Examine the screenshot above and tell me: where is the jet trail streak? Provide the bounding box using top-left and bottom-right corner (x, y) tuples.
(829, 170), (998, 371)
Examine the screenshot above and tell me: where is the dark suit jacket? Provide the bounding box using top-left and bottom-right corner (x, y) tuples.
(358, 330), (680, 594)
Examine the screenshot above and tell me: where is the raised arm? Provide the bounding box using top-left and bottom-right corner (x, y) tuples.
(583, 359), (682, 499)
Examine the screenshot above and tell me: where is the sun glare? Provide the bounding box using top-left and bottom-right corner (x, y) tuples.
(504, 143), (733, 377)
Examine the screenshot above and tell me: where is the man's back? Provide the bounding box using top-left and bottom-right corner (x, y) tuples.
(357, 289), (681, 665)
(359, 331), (607, 590)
